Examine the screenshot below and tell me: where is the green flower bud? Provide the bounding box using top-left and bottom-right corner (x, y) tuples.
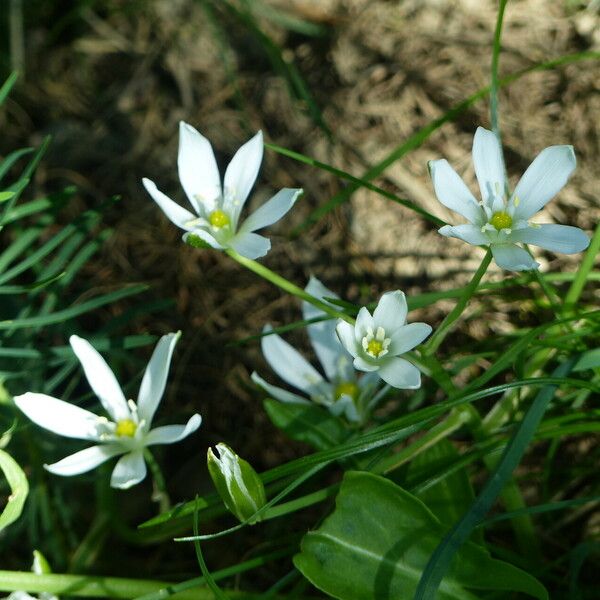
(207, 443), (266, 524)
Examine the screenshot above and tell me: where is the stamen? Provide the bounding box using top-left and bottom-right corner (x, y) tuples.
(367, 339), (384, 357)
(334, 381), (359, 402)
(115, 419), (137, 438)
(209, 209), (230, 229)
(490, 211), (513, 231)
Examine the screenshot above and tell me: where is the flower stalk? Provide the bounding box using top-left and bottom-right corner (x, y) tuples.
(224, 247), (354, 323)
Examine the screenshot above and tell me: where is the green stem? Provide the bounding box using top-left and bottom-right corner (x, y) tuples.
(379, 407), (473, 474)
(564, 221), (600, 313)
(0, 571), (282, 600)
(143, 449), (171, 513)
(490, 0), (509, 136)
(423, 250), (492, 355)
(0, 571), (209, 599)
(225, 248), (354, 323)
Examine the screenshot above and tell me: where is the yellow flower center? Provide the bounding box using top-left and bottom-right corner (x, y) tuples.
(367, 339), (384, 357)
(490, 211), (513, 231)
(209, 209), (230, 228)
(115, 419), (137, 438)
(334, 381), (359, 401)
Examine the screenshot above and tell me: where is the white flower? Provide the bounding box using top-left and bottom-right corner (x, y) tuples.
(142, 122), (302, 260)
(335, 291), (431, 389)
(14, 333), (201, 489)
(251, 276), (384, 423)
(429, 127), (590, 271)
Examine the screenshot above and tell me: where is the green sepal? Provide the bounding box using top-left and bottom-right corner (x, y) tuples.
(207, 443), (266, 524)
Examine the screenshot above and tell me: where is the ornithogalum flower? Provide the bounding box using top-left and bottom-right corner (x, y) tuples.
(14, 333), (201, 489)
(336, 290), (431, 389)
(252, 276), (384, 423)
(143, 122), (302, 260)
(429, 127), (590, 271)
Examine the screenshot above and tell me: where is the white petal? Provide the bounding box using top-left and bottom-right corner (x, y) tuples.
(389, 322), (432, 355)
(143, 178), (197, 230)
(110, 451), (147, 489)
(355, 307), (374, 340)
(69, 336), (130, 421)
(177, 121), (222, 214)
(239, 188), (301, 233)
(373, 291), (407, 334)
(260, 326), (324, 394)
(137, 332), (180, 426)
(429, 159), (482, 224)
(377, 357), (421, 389)
(183, 229), (224, 250)
(251, 372), (310, 404)
(14, 393), (103, 441)
(509, 224), (590, 254)
(336, 320), (359, 358)
(491, 244), (539, 271)
(223, 131), (264, 227)
(353, 356), (379, 372)
(145, 413), (202, 446)
(511, 145), (576, 220)
(439, 223), (489, 245)
(45, 444), (123, 476)
(303, 276), (343, 380)
(472, 127), (506, 203)
(228, 231), (271, 259)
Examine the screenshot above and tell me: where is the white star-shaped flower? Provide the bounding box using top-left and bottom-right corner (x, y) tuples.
(252, 276), (384, 423)
(14, 333), (201, 489)
(143, 122), (302, 259)
(336, 291), (432, 389)
(429, 127), (590, 270)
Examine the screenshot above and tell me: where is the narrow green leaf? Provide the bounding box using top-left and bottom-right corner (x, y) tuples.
(265, 142), (445, 228)
(414, 360), (575, 599)
(0, 72), (18, 106)
(0, 147), (34, 182)
(0, 284), (148, 330)
(0, 449), (29, 532)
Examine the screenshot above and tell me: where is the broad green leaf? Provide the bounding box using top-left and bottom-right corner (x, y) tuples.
(0, 448), (29, 531)
(295, 471), (548, 600)
(264, 398), (348, 450)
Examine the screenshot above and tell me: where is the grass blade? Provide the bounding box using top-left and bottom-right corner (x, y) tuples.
(414, 359), (576, 600)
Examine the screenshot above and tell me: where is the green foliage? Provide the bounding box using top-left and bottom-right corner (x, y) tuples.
(295, 471), (548, 599)
(263, 398), (348, 450)
(0, 448), (29, 532)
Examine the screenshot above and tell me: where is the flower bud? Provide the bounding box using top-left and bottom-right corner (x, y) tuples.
(207, 443), (266, 524)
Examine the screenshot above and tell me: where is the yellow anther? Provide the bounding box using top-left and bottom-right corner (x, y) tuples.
(367, 339), (384, 357)
(334, 381), (359, 401)
(115, 419), (137, 438)
(490, 211), (513, 231)
(209, 209), (230, 228)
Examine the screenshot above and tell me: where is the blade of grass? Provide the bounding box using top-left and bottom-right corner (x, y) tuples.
(564, 221), (600, 313)
(265, 142), (446, 227)
(293, 49), (600, 234)
(0, 72), (18, 106)
(414, 358), (575, 600)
